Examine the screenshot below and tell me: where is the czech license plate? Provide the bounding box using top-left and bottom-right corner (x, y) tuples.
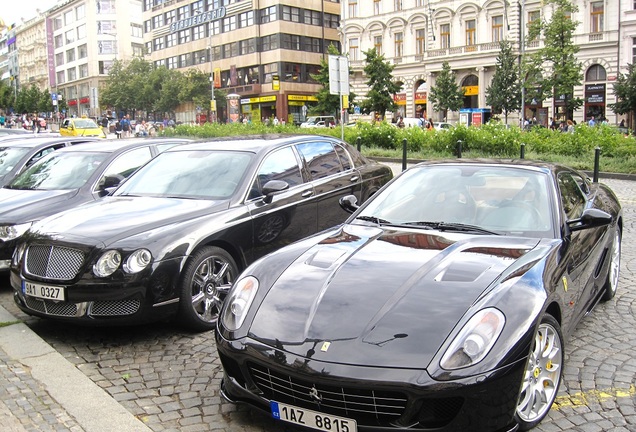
(271, 401), (357, 432)
(22, 280), (65, 301)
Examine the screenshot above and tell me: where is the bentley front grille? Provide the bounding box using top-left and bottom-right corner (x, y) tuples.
(24, 296), (78, 316)
(25, 245), (85, 280)
(248, 362), (407, 427)
(90, 300), (140, 316)
(23, 298), (140, 318)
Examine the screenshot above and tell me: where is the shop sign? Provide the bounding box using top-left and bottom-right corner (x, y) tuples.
(307, 96), (318, 102)
(170, 8), (226, 33)
(288, 95), (308, 101)
(415, 91), (427, 104)
(289, 101), (304, 106)
(240, 98), (251, 105)
(463, 86), (479, 96)
(393, 93), (406, 105)
(79, 97), (90, 104)
(585, 84), (605, 104)
(260, 95), (277, 102)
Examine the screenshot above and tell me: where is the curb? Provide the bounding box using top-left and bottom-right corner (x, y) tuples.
(0, 306), (152, 432)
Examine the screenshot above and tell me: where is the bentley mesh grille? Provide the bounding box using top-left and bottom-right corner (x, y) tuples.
(24, 297), (78, 317)
(91, 300), (140, 316)
(25, 245), (85, 280)
(248, 363), (407, 426)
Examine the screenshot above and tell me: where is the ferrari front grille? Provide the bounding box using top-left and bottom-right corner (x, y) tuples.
(25, 245), (85, 280)
(248, 363), (407, 427)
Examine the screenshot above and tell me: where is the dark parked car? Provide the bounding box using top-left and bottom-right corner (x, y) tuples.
(0, 136), (99, 187)
(0, 138), (189, 271)
(216, 159), (622, 432)
(10, 135), (393, 331)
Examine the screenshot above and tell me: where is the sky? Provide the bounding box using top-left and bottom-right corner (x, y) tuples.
(2, 0), (59, 28)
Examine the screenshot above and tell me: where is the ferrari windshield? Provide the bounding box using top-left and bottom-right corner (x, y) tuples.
(0, 147), (30, 176)
(7, 151), (109, 190)
(115, 149), (253, 199)
(358, 164), (554, 236)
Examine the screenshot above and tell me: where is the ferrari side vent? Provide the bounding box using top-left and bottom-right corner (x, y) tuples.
(248, 362), (407, 427)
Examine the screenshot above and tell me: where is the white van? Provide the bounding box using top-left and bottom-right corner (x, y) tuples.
(300, 116), (336, 128)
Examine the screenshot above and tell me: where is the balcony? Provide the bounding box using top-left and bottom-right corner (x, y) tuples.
(589, 33), (603, 42)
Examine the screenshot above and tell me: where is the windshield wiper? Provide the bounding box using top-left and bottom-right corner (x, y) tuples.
(403, 221), (500, 235)
(355, 215), (392, 225)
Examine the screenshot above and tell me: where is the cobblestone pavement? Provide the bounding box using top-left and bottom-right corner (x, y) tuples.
(0, 175), (635, 432)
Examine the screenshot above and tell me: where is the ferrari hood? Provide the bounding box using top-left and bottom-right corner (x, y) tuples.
(249, 223), (541, 369)
(29, 196), (230, 245)
(0, 187), (79, 223)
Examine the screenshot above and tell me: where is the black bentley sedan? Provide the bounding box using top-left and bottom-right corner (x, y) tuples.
(0, 138), (189, 271)
(10, 135), (393, 331)
(216, 159), (622, 432)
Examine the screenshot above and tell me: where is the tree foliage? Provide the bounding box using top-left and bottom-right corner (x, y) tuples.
(527, 0), (583, 115)
(309, 44), (356, 118)
(610, 63), (636, 123)
(429, 61), (464, 120)
(485, 40), (521, 124)
(359, 48), (402, 120)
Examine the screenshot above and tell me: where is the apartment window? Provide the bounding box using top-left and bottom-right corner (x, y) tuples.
(154, 36), (165, 50)
(374, 0), (381, 14)
(145, 41), (152, 54)
(79, 64), (88, 78)
(193, 24), (205, 40)
(264, 63), (278, 83)
(282, 34), (301, 50)
(527, 10), (540, 40)
(152, 15), (164, 29)
(53, 16), (63, 30)
(440, 24), (450, 49)
(394, 32), (403, 57)
(64, 10), (74, 25)
(178, 5), (190, 20)
(416, 0), (424, 6)
(239, 11), (254, 28)
(416, 29), (425, 54)
(132, 24), (143, 38)
(99, 60), (114, 75)
(67, 67), (77, 81)
(348, 0), (357, 18)
(349, 37), (359, 60)
(223, 15), (237, 32)
(324, 14), (339, 29)
(492, 15), (503, 42)
(56, 70), (65, 84)
(55, 34), (63, 48)
(230, 41), (239, 57)
(168, 57), (178, 69)
(77, 24), (86, 40)
(466, 19), (476, 48)
(78, 44), (87, 58)
(165, 10), (176, 26)
(304, 10), (321, 26)
(374, 35), (383, 54)
(590, 1), (604, 33)
(178, 29), (191, 44)
(180, 54), (192, 67)
(262, 34), (279, 51)
(65, 30), (75, 44)
(133, 44), (145, 57)
(239, 39), (256, 54)
(283, 63), (300, 82)
(282, 6), (300, 22)
(166, 33), (177, 47)
(66, 48), (76, 62)
(144, 20), (151, 33)
(394, 0), (401, 11)
(76, 4), (85, 19)
(55, 52), (64, 66)
(304, 37), (321, 53)
(586, 64), (606, 81)
(261, 6), (277, 23)
(191, 0), (203, 14)
(208, 0), (221, 9)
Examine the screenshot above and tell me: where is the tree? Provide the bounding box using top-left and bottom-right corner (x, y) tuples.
(429, 61), (464, 121)
(610, 63), (636, 127)
(485, 40), (521, 124)
(359, 48), (402, 120)
(100, 58), (155, 116)
(309, 44), (356, 119)
(527, 0), (582, 119)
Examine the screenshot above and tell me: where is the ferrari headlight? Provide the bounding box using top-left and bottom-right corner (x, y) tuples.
(0, 222), (33, 241)
(221, 276), (258, 331)
(440, 308), (505, 370)
(93, 250), (122, 277)
(123, 249), (152, 274)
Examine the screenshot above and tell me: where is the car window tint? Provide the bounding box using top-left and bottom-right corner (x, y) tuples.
(334, 144), (352, 170)
(97, 147), (153, 189)
(296, 141), (342, 180)
(557, 172), (586, 218)
(251, 147), (303, 197)
(0, 147), (30, 175)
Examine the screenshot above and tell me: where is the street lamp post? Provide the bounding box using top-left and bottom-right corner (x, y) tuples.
(208, 46), (216, 123)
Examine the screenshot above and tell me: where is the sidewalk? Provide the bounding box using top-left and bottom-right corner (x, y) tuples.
(0, 305), (152, 432)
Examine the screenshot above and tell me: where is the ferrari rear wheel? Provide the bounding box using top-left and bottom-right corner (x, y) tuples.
(601, 227), (621, 302)
(515, 315), (563, 431)
(177, 246), (238, 331)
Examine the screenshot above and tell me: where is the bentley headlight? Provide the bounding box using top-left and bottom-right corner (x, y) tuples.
(93, 250), (122, 277)
(221, 276), (258, 331)
(0, 222), (33, 241)
(12, 242), (27, 266)
(123, 249), (152, 274)
(440, 308), (505, 370)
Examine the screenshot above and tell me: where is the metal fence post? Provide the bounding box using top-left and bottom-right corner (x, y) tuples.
(402, 138), (407, 172)
(520, 143), (525, 159)
(356, 136), (361, 152)
(457, 140), (463, 159)
(593, 147), (601, 183)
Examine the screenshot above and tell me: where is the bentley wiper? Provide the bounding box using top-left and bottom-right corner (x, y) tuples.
(404, 221), (500, 235)
(355, 215), (392, 225)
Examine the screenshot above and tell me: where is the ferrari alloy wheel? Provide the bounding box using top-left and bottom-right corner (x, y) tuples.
(515, 315), (563, 431)
(178, 246), (238, 331)
(601, 227), (621, 302)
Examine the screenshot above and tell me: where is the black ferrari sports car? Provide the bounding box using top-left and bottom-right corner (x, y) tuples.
(10, 135), (392, 331)
(216, 159), (622, 431)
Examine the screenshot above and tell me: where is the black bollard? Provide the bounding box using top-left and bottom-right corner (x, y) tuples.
(457, 140), (462, 159)
(593, 147), (600, 183)
(520, 143), (525, 159)
(357, 136), (361, 152)
(402, 138), (407, 172)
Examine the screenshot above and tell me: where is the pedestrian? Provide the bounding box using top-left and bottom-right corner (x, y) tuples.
(121, 115), (131, 137)
(549, 117), (557, 130)
(619, 119), (626, 128)
(567, 119), (574, 133)
(100, 116), (109, 137)
(588, 116), (596, 127)
(115, 119), (123, 138)
(0, 113), (5, 128)
(427, 118), (434, 131)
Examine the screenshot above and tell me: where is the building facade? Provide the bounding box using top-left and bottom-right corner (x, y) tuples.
(142, 0), (341, 124)
(16, 15), (49, 92)
(342, 0), (621, 126)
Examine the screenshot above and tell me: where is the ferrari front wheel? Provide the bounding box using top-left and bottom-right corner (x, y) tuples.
(515, 315), (563, 431)
(601, 227), (621, 302)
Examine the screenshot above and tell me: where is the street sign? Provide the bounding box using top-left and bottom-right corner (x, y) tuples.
(329, 55), (349, 96)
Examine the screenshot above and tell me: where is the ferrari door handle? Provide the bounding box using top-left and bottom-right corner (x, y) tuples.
(302, 190), (314, 198)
